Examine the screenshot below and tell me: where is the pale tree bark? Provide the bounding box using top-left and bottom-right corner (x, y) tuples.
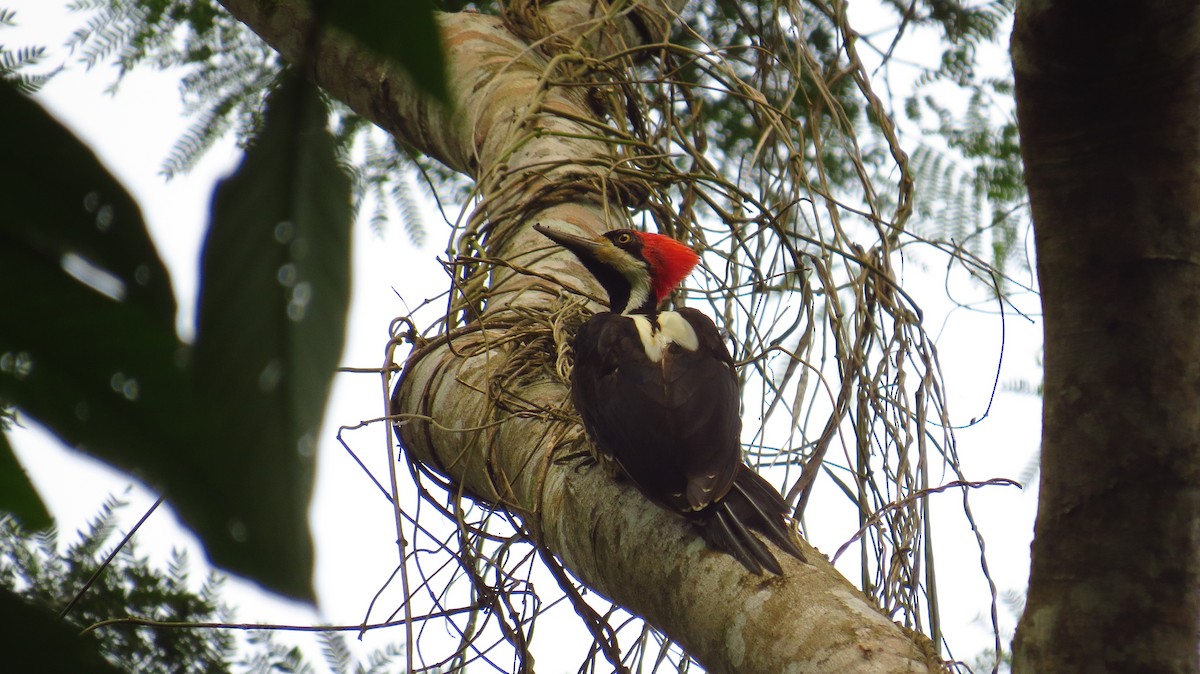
(218, 0), (943, 670)
(1011, 2), (1200, 671)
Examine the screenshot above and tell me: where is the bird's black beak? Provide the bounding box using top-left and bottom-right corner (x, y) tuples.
(534, 223), (639, 312)
(533, 224), (607, 260)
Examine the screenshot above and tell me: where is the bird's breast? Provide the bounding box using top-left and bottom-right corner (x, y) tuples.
(628, 311), (700, 362)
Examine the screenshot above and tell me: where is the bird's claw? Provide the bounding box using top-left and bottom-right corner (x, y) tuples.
(554, 449), (597, 472)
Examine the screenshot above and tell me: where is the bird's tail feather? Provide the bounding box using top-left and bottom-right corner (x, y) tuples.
(696, 467), (806, 575)
(731, 468), (808, 563)
(704, 503), (781, 575)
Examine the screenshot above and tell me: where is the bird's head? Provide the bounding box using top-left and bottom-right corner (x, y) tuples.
(534, 224), (700, 315)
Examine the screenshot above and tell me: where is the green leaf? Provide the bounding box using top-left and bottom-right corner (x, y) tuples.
(0, 242), (197, 473)
(0, 589), (126, 674)
(0, 84), (175, 327)
(0, 83), (199, 515)
(192, 70), (352, 601)
(0, 432), (52, 531)
(0, 81), (326, 602)
(318, 0), (450, 104)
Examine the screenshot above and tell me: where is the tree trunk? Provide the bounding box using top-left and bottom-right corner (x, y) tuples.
(218, 0), (943, 670)
(1011, 3), (1200, 671)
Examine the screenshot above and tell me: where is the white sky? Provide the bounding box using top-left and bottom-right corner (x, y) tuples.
(5, 2), (1041, 671)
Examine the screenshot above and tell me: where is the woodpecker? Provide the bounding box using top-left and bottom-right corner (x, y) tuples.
(534, 224), (806, 575)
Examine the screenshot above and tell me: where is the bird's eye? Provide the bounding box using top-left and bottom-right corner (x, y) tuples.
(615, 232), (633, 245)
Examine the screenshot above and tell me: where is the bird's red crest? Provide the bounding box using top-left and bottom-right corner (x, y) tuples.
(638, 232), (700, 304)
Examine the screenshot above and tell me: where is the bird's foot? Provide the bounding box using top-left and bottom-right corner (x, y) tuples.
(553, 449), (597, 473)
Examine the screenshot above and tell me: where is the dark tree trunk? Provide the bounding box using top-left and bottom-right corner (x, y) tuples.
(1011, 2), (1200, 671)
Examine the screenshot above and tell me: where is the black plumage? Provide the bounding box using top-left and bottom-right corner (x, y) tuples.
(535, 224), (806, 574)
(571, 309), (740, 515)
(571, 308), (805, 574)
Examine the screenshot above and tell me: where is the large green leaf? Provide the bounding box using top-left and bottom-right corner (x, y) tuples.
(0, 85), (175, 327)
(0, 242), (197, 475)
(0, 590), (126, 674)
(318, 0), (450, 104)
(0, 84), (198, 519)
(0, 81), (336, 601)
(192, 70), (352, 601)
(0, 431), (51, 531)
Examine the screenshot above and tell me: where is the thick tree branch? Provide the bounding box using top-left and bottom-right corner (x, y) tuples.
(217, 0), (942, 670)
(394, 328), (937, 673)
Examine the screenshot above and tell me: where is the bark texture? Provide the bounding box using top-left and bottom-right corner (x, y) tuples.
(218, 0), (943, 670)
(1011, 2), (1200, 671)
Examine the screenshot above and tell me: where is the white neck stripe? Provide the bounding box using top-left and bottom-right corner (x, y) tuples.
(622, 274), (652, 315)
